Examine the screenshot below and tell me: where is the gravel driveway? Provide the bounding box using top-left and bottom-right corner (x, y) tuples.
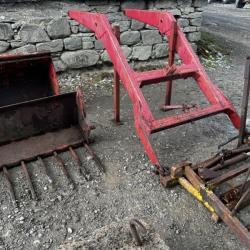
(0, 12), (250, 250)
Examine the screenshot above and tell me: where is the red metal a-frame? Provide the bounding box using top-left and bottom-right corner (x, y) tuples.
(68, 9), (240, 173)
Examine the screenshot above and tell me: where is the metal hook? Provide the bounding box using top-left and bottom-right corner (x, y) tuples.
(129, 219), (146, 246)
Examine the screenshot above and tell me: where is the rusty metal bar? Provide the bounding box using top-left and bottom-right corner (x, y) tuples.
(1, 139), (84, 170)
(113, 25), (121, 123)
(84, 143), (105, 173)
(53, 151), (74, 186)
(185, 165), (204, 191)
(198, 168), (220, 180)
(192, 155), (222, 171)
(232, 145), (250, 155)
(69, 146), (90, 181)
(198, 153), (249, 180)
(2, 166), (17, 207)
(207, 163), (250, 189)
(20, 161), (37, 200)
(232, 186), (250, 215)
(195, 146), (250, 173)
(201, 186), (250, 248)
(238, 56), (250, 147)
(212, 154), (249, 171)
(161, 104), (197, 112)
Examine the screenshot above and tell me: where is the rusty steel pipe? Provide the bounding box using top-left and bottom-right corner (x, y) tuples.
(207, 163), (250, 189)
(231, 145), (250, 155)
(192, 155), (223, 171)
(199, 153), (250, 180)
(211, 153), (249, 171)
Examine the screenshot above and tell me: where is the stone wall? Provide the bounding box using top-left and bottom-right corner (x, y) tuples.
(0, 0), (204, 71)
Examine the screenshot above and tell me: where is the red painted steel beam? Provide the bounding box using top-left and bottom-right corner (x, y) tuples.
(134, 64), (197, 87)
(124, 9), (240, 129)
(150, 104), (229, 134)
(68, 10), (162, 168)
(68, 9), (241, 172)
(68, 10), (155, 123)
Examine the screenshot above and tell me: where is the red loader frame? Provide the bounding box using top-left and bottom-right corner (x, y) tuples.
(68, 9), (240, 174)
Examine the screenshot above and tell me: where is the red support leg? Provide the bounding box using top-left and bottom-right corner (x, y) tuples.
(165, 21), (177, 106)
(134, 104), (162, 172)
(113, 25), (121, 123)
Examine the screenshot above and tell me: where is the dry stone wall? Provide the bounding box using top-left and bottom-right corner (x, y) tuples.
(0, 0), (204, 71)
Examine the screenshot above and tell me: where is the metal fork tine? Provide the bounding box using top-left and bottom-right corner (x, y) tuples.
(53, 151), (74, 187)
(3, 166), (17, 207)
(84, 143), (105, 173)
(69, 147), (91, 181)
(21, 161), (37, 201)
(37, 157), (54, 185)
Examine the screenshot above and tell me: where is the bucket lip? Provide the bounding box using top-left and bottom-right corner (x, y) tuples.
(0, 91), (76, 111)
(0, 52), (51, 63)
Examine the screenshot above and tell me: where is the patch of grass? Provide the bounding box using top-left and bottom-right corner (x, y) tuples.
(90, 71), (113, 82)
(197, 32), (232, 69)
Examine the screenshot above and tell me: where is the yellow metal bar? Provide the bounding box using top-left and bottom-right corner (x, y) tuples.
(178, 177), (218, 219)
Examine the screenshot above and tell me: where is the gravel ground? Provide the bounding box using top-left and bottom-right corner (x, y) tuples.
(203, 2), (250, 48)
(0, 35), (250, 249)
